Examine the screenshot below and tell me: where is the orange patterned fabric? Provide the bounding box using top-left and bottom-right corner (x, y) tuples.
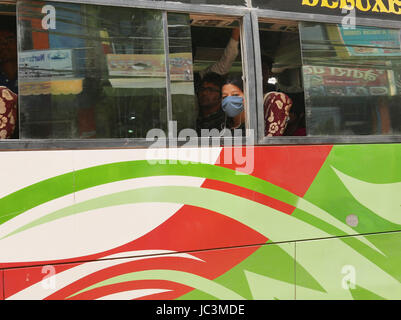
(264, 91), (293, 137)
(0, 86), (17, 139)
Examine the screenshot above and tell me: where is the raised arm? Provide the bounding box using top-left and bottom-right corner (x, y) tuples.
(199, 28), (240, 79)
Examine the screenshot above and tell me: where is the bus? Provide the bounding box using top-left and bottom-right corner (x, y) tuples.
(0, 0), (400, 300)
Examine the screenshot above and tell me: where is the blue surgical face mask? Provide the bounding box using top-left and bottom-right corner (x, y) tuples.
(222, 96), (244, 118)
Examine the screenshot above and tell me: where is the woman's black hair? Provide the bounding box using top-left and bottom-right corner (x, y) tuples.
(223, 74), (243, 92)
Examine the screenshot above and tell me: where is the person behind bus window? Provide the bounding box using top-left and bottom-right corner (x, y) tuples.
(262, 60), (296, 136)
(264, 90), (293, 137)
(194, 28), (240, 134)
(196, 72), (226, 135)
(221, 74), (245, 135)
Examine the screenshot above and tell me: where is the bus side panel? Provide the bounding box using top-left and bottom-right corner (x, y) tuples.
(0, 150), (75, 270)
(1, 144), (401, 266)
(302, 144), (401, 235)
(295, 231), (401, 300)
(2, 243), (296, 300)
(1, 144), (401, 300)
(3, 262), (81, 300)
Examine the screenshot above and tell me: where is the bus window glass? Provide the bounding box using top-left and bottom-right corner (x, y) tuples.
(18, 1), (167, 139)
(258, 20), (305, 137)
(300, 22), (401, 136)
(167, 13), (196, 133)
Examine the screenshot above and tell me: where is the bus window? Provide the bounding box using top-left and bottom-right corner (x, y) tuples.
(18, 1), (168, 139)
(258, 20), (305, 137)
(300, 22), (401, 136)
(0, 7), (18, 139)
(189, 16), (244, 136)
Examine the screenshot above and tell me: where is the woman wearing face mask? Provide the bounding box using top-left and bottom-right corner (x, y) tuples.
(221, 75), (246, 135)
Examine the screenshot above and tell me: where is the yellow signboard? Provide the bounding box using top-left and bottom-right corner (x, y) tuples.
(302, 0), (401, 15)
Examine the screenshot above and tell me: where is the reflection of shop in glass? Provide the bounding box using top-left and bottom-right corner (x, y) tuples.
(106, 52), (193, 81)
(18, 79), (83, 96)
(303, 65), (390, 97)
(18, 49), (83, 96)
(338, 27), (401, 57)
(394, 69), (401, 95)
(107, 54), (165, 77)
(303, 64), (398, 135)
(19, 49), (74, 79)
(169, 53), (193, 81)
(106, 52), (195, 95)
